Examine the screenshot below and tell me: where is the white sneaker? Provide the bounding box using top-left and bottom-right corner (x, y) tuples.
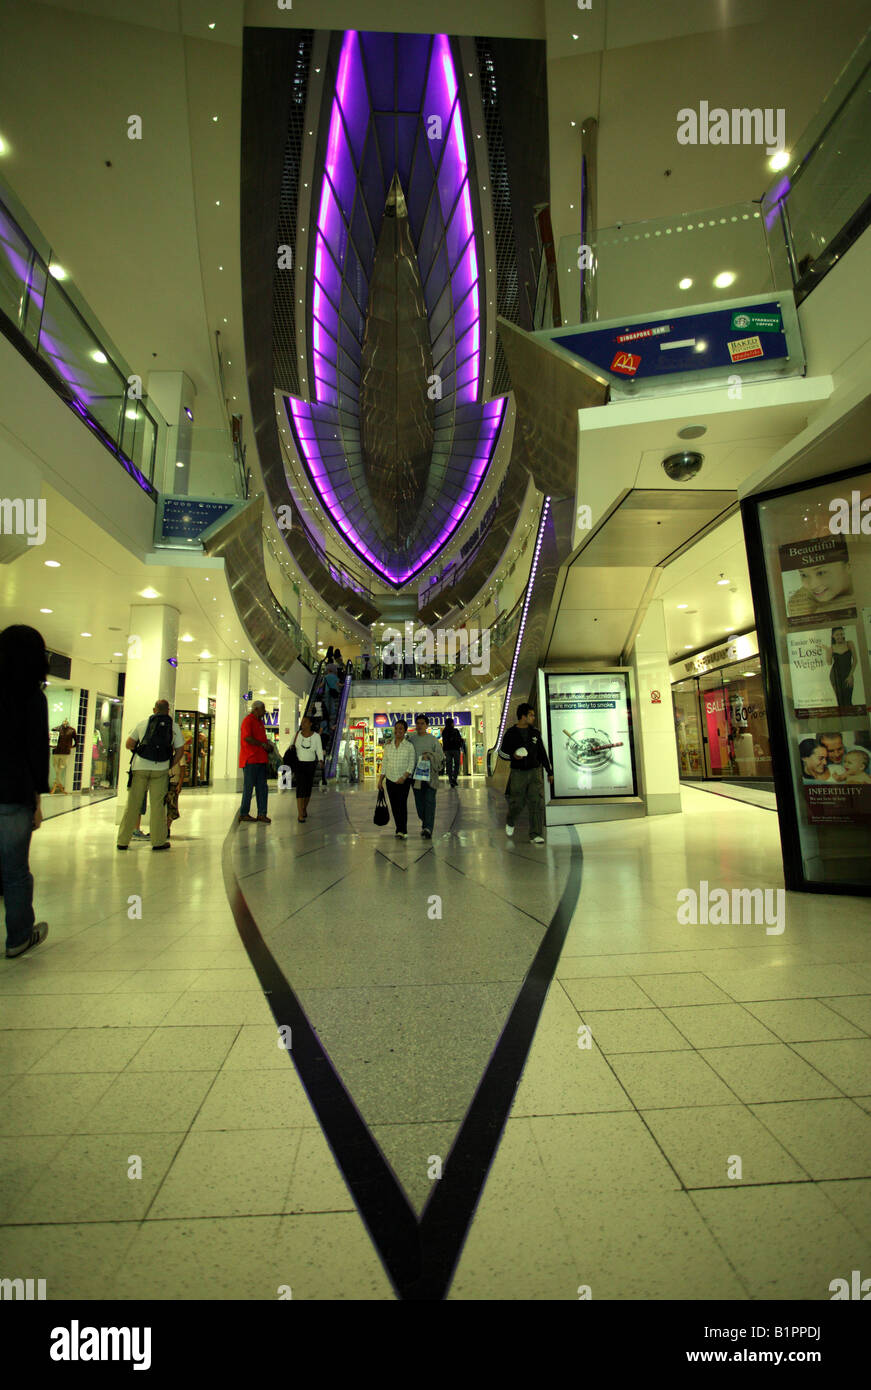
(505, 824), (514, 837)
(531, 835), (545, 844)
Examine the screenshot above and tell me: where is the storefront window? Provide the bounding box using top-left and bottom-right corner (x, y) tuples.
(672, 658), (772, 782)
(90, 694), (123, 791)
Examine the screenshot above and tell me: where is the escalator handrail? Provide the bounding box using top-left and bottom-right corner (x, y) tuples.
(325, 661), (353, 781)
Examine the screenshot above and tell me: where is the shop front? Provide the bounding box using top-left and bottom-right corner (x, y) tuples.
(670, 635), (773, 784)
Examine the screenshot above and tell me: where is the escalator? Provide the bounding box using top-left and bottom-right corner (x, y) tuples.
(324, 662), (353, 782)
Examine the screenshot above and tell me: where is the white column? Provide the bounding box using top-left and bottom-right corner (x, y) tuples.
(214, 658), (249, 784)
(116, 603), (179, 821)
(629, 600), (681, 816)
(198, 668), (210, 714)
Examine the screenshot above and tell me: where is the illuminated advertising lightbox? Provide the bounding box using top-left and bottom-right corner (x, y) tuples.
(544, 672), (637, 798)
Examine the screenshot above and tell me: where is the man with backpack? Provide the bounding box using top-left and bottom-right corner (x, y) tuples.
(117, 699), (185, 851)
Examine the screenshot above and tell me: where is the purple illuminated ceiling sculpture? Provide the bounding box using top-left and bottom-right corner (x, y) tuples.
(284, 30), (506, 589)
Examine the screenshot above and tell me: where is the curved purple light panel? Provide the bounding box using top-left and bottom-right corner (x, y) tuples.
(286, 30), (505, 589)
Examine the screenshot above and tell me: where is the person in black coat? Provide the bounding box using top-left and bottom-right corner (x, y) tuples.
(0, 625), (50, 957)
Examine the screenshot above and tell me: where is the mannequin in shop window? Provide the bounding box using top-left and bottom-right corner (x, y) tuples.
(51, 719), (78, 794)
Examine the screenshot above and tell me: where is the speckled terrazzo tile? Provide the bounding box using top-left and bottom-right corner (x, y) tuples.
(0, 1028), (71, 1073)
(109, 1216), (283, 1299)
(748, 1099), (871, 1179)
(557, 1189), (748, 1300)
(13, 1132), (183, 1222)
(448, 1117), (579, 1300)
(296, 982), (508, 1128)
(789, 1039), (871, 1095)
(220, 1024), (293, 1070)
(124, 1025), (239, 1072)
(700, 1044), (841, 1103)
(663, 1003), (780, 1049)
(191, 1069), (315, 1131)
(581, 1008), (692, 1054)
(633, 973), (732, 1006)
(0, 994), (92, 1029)
(1, 1072), (116, 1136)
(561, 975), (657, 1011)
(29, 1027), (154, 1073)
(640, 1104), (809, 1187)
(689, 1185), (867, 1299)
(820, 994), (871, 1034)
(272, 1212), (396, 1299)
(0, 1134), (70, 1221)
(149, 1128), (301, 1218)
(816, 1180), (871, 1242)
(74, 1071), (216, 1134)
(0, 1221), (141, 1299)
(743, 998), (866, 1041)
(530, 1111), (681, 1197)
(607, 1050), (738, 1109)
(282, 1126), (356, 1215)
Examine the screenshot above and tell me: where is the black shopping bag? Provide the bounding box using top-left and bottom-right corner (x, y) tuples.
(373, 788), (390, 826)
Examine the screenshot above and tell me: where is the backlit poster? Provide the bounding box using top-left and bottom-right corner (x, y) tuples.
(798, 725), (871, 825)
(779, 535), (856, 628)
(544, 672), (636, 798)
(788, 626), (866, 718)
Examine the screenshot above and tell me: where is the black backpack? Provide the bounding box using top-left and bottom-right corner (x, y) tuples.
(136, 713), (174, 762)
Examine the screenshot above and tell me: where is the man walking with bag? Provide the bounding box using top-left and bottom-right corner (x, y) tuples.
(499, 703), (553, 844)
(441, 717), (463, 787)
(117, 700), (185, 851)
(378, 719), (416, 838)
(407, 713), (445, 839)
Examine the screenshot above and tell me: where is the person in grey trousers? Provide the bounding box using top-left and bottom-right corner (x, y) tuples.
(406, 713), (445, 839)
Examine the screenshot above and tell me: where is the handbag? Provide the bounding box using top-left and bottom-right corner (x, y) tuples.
(373, 787), (390, 826)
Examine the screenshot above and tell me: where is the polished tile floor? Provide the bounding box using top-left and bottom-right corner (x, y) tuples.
(1, 782), (869, 1300)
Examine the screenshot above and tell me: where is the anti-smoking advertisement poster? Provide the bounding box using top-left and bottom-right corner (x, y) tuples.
(787, 625), (866, 718)
(545, 672), (636, 798)
(779, 535), (856, 629)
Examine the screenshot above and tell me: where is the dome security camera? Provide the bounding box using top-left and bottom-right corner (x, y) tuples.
(662, 451), (704, 481)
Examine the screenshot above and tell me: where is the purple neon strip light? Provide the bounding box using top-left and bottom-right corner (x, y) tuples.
(303, 30), (485, 578)
(286, 394), (506, 586)
(496, 497), (551, 753)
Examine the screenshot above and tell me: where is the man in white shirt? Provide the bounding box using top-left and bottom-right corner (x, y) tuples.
(378, 720), (416, 837)
(117, 700), (185, 851)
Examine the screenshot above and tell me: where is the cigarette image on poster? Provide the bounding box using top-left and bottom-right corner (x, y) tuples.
(787, 624), (866, 717)
(779, 535), (856, 628)
(545, 672), (636, 797)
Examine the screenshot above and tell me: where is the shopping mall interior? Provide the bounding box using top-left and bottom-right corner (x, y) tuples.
(0, 0), (870, 1322)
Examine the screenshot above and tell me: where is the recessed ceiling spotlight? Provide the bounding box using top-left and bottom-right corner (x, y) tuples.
(139, 588), (159, 599)
(48, 263), (67, 280)
(716, 574), (730, 586)
(678, 277), (693, 290)
(677, 604), (688, 610)
(714, 271), (736, 288)
(40, 607), (52, 613)
(677, 425), (706, 440)
(768, 149), (790, 172)
(45, 560), (61, 568)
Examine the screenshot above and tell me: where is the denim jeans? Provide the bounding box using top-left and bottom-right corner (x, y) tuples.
(241, 763), (268, 816)
(412, 782), (437, 833)
(0, 803), (36, 952)
(445, 749), (460, 784)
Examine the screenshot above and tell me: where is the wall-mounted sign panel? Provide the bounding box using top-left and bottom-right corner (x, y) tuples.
(539, 293), (803, 399)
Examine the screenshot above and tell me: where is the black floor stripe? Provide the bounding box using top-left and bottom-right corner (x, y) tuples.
(221, 806), (583, 1300)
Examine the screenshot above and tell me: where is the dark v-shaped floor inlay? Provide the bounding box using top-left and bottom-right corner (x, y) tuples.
(222, 812), (582, 1299)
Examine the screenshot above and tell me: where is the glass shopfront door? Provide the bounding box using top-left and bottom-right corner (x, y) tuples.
(672, 658), (773, 782)
(175, 710), (214, 787)
(90, 694), (123, 791)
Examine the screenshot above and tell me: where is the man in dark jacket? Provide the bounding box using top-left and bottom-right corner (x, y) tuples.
(441, 717), (463, 787)
(499, 703), (553, 844)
